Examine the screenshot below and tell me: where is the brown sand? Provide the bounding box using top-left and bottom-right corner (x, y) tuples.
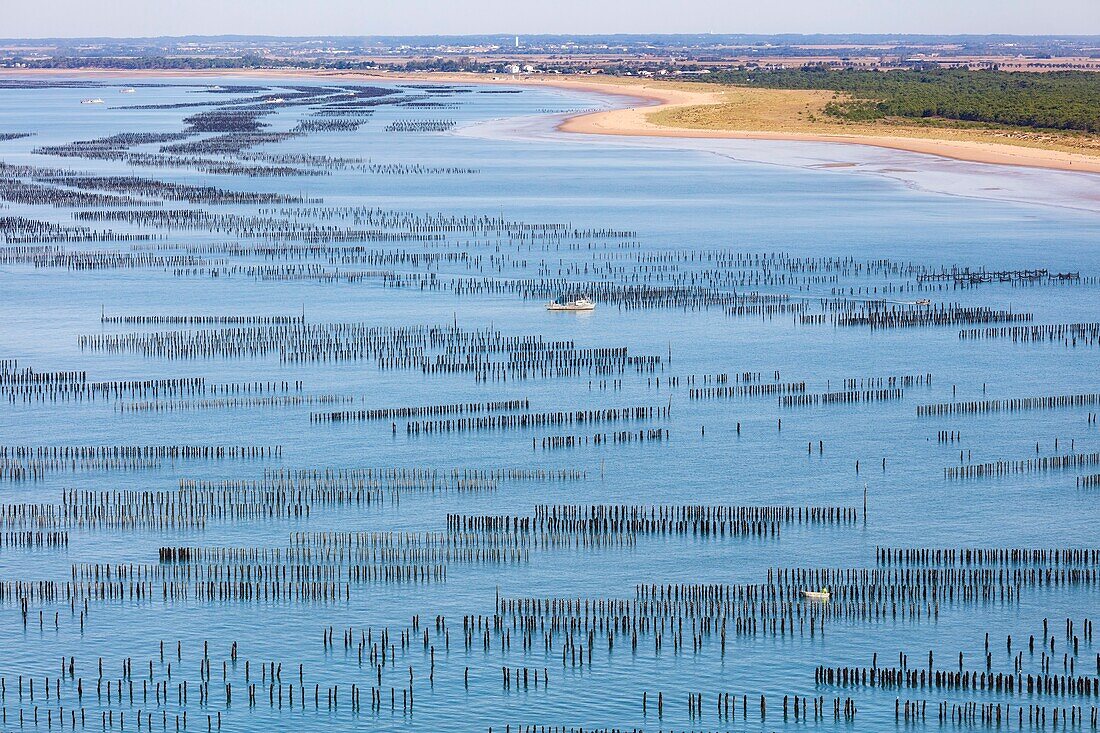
(548, 78), (1100, 174)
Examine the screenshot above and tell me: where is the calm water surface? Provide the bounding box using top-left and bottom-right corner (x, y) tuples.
(0, 75), (1098, 732)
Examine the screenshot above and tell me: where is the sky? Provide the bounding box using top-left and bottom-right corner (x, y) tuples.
(4, 0), (1099, 38)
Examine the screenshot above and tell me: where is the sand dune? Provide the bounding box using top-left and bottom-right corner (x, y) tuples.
(545, 78), (1100, 175)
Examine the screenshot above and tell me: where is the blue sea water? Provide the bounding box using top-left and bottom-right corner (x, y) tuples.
(0, 75), (1098, 732)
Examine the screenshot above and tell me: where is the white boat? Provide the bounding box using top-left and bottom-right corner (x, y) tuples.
(801, 588), (830, 601)
(265, 97), (285, 104)
(546, 296), (595, 311)
(120, 88), (136, 94)
(80, 98), (104, 105)
(914, 298), (931, 306)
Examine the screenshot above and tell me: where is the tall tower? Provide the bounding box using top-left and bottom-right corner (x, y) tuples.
(515, 35), (520, 48)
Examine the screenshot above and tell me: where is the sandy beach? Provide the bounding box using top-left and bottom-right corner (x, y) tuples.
(546, 79), (1100, 175)
(5, 68), (1100, 175)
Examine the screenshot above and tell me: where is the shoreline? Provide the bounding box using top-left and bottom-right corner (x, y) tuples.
(4, 67), (1100, 175)
(549, 80), (1100, 176)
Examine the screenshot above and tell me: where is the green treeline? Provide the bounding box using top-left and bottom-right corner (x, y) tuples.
(708, 67), (1100, 133)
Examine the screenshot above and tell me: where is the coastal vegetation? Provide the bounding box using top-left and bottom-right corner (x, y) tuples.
(631, 73), (1100, 162)
(707, 68), (1100, 133)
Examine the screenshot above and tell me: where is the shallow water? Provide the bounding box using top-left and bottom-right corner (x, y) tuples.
(0, 75), (1098, 732)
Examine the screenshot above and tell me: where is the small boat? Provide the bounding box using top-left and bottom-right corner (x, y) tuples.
(120, 88), (136, 94)
(802, 588), (830, 601)
(80, 98), (104, 105)
(265, 97), (285, 104)
(546, 296), (595, 312)
(914, 298), (931, 306)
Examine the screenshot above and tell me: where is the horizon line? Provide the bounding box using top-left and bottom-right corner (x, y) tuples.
(4, 32), (1100, 42)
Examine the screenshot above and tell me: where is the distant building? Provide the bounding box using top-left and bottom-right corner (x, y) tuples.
(506, 63), (521, 74)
